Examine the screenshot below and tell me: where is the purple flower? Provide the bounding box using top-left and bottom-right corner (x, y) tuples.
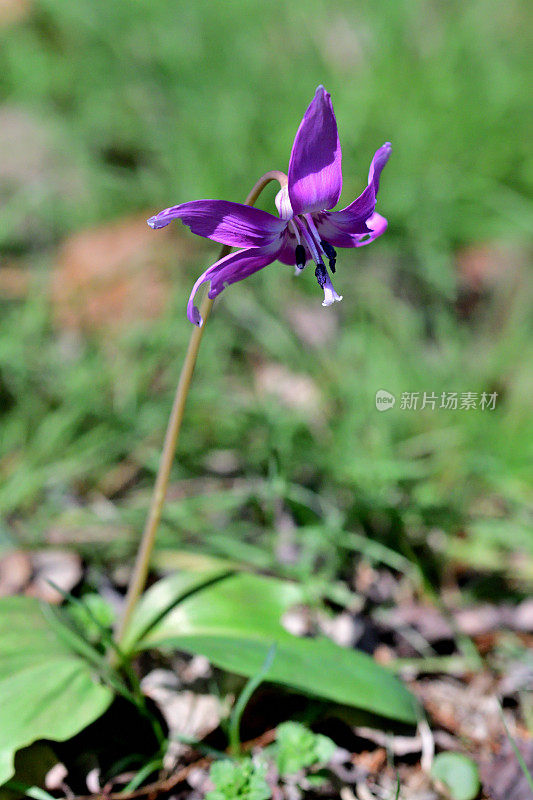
(148, 86), (391, 326)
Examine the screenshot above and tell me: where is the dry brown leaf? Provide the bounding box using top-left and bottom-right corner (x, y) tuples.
(253, 361), (322, 417)
(353, 726), (424, 758)
(455, 242), (528, 321)
(353, 747), (387, 775)
(376, 603), (453, 642)
(456, 243), (524, 292)
(458, 602), (533, 636)
(47, 522), (130, 546)
(51, 215), (181, 334)
(318, 610), (363, 648)
(413, 674), (502, 749)
(480, 737), (533, 800)
(288, 300), (338, 347)
(141, 669), (224, 770)
(0, 0), (31, 26)
(377, 600), (533, 645)
(26, 549), (82, 603)
(0, 549), (32, 595)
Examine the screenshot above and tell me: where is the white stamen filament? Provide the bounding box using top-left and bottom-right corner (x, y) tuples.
(292, 217), (341, 301)
(293, 216), (322, 264)
(288, 219), (301, 244)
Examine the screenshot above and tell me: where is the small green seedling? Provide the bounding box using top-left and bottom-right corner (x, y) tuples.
(274, 721), (336, 777)
(205, 758), (271, 800)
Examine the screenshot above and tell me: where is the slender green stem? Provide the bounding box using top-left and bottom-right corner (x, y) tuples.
(229, 644), (277, 756)
(114, 170), (287, 650)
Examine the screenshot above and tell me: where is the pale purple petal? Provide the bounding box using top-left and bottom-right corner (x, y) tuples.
(148, 199), (285, 248)
(187, 244), (280, 326)
(288, 86), (342, 215)
(274, 185), (293, 220)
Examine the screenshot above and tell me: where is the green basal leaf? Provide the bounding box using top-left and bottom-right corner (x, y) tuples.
(120, 563), (235, 654)
(132, 572), (417, 724)
(431, 752), (480, 800)
(0, 597), (113, 787)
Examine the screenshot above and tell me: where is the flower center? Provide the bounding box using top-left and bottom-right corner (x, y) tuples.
(292, 216), (336, 272)
(291, 216), (342, 306)
(293, 215), (322, 265)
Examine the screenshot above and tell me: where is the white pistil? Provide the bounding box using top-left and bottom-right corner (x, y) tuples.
(322, 282), (343, 307)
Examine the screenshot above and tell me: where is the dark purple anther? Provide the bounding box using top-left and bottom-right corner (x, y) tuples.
(315, 263), (327, 288)
(320, 239), (337, 272)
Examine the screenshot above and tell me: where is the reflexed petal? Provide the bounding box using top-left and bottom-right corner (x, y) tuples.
(187, 244), (279, 326)
(318, 211), (387, 250)
(326, 183), (376, 230)
(351, 212), (388, 247)
(315, 143), (391, 246)
(288, 86), (342, 215)
(367, 142), (392, 195)
(148, 199), (285, 248)
(314, 192), (374, 247)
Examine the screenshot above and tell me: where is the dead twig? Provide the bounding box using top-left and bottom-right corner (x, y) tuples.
(68, 728), (277, 800)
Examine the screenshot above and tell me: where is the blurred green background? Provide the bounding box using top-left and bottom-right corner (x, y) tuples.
(0, 0), (531, 597)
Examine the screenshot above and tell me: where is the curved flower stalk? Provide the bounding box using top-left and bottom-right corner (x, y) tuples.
(115, 172), (287, 650)
(148, 86), (391, 325)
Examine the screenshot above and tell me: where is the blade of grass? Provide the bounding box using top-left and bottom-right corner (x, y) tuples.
(4, 782), (56, 800)
(498, 703), (533, 794)
(120, 758), (164, 795)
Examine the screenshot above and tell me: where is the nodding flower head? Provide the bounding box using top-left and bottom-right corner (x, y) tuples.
(148, 86), (391, 325)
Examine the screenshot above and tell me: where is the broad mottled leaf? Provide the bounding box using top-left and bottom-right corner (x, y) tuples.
(0, 597), (112, 786)
(133, 573), (417, 724)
